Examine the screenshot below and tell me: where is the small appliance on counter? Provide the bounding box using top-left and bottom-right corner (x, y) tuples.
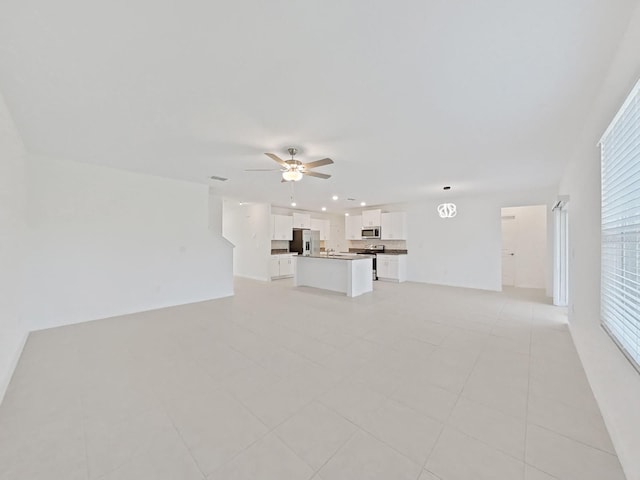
(290, 229), (320, 256)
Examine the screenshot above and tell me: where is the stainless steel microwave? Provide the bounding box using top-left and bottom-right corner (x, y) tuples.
(361, 227), (381, 239)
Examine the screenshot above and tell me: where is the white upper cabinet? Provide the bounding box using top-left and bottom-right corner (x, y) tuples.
(272, 214), (293, 240)
(311, 218), (330, 241)
(345, 215), (363, 240)
(381, 212), (407, 240)
(362, 209), (382, 227)
(292, 212), (312, 229)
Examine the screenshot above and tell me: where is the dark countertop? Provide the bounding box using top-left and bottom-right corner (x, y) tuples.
(300, 254), (374, 261)
(348, 249), (408, 255)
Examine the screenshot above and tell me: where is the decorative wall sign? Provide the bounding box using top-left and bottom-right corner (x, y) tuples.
(437, 203), (457, 218)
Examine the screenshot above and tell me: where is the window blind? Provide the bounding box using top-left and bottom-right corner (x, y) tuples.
(600, 78), (640, 371)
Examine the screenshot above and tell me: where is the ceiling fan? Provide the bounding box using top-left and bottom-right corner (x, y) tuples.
(245, 147), (334, 182)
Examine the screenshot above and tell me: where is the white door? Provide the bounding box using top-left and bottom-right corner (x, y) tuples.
(501, 216), (517, 286)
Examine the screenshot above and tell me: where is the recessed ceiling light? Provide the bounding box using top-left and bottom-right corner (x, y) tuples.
(239, 202), (244, 206)
(321, 207), (327, 211)
(291, 202), (297, 207)
(345, 213), (349, 216)
(332, 195), (339, 200)
(360, 202), (366, 206)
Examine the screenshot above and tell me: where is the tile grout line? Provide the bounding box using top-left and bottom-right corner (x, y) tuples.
(417, 296), (535, 478)
(80, 405), (91, 480)
(166, 415), (208, 480)
(523, 301), (534, 479)
(415, 318), (499, 479)
(275, 424), (360, 479)
(313, 393), (428, 472)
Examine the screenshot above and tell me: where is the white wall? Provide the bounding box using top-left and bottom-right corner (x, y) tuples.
(401, 192), (553, 292)
(345, 196), (552, 292)
(558, 4), (640, 479)
(406, 197), (502, 290)
(0, 91), (28, 401)
(222, 201), (271, 281)
(22, 156), (233, 331)
(501, 205), (547, 289)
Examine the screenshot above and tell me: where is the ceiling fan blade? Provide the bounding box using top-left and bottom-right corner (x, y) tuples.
(303, 171), (331, 179)
(265, 153), (288, 167)
(244, 168), (282, 171)
(303, 158), (334, 169)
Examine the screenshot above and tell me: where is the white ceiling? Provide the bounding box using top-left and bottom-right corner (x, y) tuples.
(0, 1), (636, 213)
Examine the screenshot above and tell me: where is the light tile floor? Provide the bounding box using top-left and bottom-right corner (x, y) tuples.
(0, 278), (626, 480)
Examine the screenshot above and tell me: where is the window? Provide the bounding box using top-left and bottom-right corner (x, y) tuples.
(600, 78), (640, 371)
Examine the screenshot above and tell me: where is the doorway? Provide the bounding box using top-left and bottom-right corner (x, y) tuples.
(552, 198), (569, 306)
(501, 205), (548, 289)
(501, 215), (517, 286)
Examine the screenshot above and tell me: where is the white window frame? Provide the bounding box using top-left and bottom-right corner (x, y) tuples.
(599, 78), (640, 373)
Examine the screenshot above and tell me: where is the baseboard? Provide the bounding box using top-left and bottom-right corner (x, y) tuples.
(234, 274), (270, 282)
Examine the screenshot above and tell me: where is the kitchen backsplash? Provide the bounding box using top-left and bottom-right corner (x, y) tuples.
(272, 238), (404, 252)
(271, 240), (289, 250)
(348, 239), (407, 250)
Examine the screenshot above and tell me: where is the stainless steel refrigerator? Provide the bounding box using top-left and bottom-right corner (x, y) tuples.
(290, 229), (320, 256)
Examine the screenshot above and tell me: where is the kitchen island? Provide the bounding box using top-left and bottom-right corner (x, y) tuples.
(295, 255), (373, 297)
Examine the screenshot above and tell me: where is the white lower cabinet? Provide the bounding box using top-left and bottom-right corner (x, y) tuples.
(376, 254), (407, 282)
(270, 254), (296, 279)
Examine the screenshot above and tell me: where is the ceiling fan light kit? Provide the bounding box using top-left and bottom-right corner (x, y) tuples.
(282, 170), (303, 182)
(247, 146), (334, 183)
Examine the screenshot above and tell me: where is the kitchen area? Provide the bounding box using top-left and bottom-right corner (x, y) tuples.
(221, 199), (408, 297)
(269, 207), (408, 296)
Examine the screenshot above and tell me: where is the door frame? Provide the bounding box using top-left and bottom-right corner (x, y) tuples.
(552, 197), (569, 306)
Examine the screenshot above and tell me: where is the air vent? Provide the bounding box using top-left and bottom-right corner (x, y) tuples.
(347, 198), (356, 201)
(210, 175), (228, 182)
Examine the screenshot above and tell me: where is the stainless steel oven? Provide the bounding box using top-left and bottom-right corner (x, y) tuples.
(356, 245), (385, 280)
